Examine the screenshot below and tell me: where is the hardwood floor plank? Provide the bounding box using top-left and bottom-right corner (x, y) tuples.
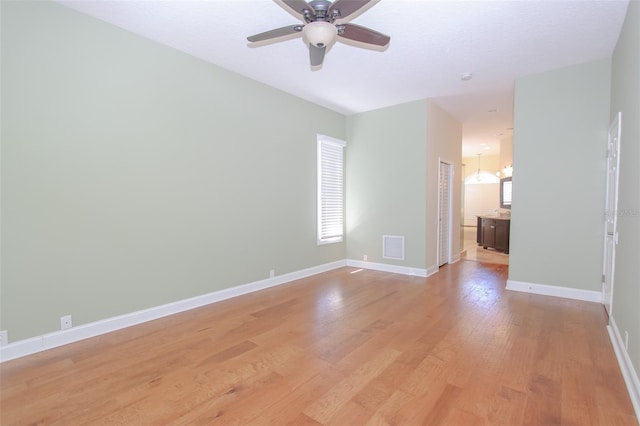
(522, 374), (562, 426)
(327, 400), (373, 425)
(390, 382), (453, 424)
(498, 335), (538, 392)
(1, 262), (636, 425)
(202, 340), (259, 364)
(244, 367), (345, 425)
(487, 385), (528, 425)
(303, 347), (400, 424)
(561, 361), (600, 426)
(422, 383), (464, 426)
(365, 389), (416, 426)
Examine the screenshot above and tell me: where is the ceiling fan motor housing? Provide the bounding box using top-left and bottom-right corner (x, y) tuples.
(304, 0), (338, 23)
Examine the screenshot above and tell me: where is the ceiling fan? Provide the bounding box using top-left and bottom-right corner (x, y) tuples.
(247, 0), (390, 67)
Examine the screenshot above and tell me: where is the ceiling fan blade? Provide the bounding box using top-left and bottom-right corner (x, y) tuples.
(309, 44), (326, 66)
(329, 0), (375, 20)
(338, 23), (390, 47)
(275, 0), (315, 18)
(247, 25), (303, 43)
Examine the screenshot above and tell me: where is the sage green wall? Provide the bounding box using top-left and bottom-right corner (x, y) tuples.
(426, 101), (462, 270)
(1, 1), (345, 342)
(345, 100), (462, 272)
(610, 0), (640, 382)
(345, 101), (428, 269)
(509, 59), (611, 290)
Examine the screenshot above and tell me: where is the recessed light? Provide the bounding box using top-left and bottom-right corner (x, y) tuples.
(460, 73), (473, 81)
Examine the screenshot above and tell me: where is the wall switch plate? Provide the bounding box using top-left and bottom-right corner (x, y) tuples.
(269, 269), (275, 278)
(61, 315), (72, 330)
(0, 330), (8, 346)
(363, 254), (368, 261)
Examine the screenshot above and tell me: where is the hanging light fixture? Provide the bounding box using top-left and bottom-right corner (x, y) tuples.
(466, 153), (500, 184)
(303, 21), (338, 48)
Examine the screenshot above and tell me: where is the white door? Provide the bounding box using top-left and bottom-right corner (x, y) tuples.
(602, 112), (621, 316)
(438, 161), (452, 266)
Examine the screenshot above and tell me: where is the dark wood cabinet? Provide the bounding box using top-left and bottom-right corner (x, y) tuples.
(477, 216), (510, 254)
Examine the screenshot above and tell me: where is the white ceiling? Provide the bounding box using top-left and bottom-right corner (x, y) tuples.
(57, 0), (629, 157)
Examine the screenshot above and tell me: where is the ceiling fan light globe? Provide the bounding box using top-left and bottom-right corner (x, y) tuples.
(303, 21), (337, 48)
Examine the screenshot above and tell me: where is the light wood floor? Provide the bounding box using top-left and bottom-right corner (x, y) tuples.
(1, 261), (636, 425)
(460, 226), (509, 265)
(461, 245), (509, 265)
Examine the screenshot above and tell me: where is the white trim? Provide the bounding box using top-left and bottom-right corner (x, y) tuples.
(426, 265), (439, 277)
(506, 280), (602, 303)
(608, 316), (640, 420)
(0, 260), (347, 363)
(347, 259), (431, 278)
(426, 265), (438, 277)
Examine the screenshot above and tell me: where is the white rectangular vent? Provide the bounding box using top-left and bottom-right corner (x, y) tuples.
(383, 235), (405, 260)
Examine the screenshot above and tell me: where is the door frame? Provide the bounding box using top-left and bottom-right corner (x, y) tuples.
(438, 159), (454, 266)
(602, 112), (622, 316)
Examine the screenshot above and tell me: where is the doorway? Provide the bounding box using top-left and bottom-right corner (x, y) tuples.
(460, 153), (510, 265)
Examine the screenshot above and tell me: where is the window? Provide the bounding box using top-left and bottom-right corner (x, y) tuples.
(500, 177), (512, 209)
(317, 134), (346, 244)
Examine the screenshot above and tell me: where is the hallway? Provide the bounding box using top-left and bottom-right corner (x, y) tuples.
(461, 226), (509, 265)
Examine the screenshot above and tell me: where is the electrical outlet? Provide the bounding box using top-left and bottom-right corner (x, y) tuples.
(60, 315), (72, 330)
(0, 330), (8, 346)
(363, 254), (368, 261)
(269, 269), (275, 278)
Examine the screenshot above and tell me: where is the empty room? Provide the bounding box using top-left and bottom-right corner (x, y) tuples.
(1, 0), (638, 424)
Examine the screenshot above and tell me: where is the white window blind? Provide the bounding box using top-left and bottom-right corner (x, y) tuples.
(317, 135), (346, 244)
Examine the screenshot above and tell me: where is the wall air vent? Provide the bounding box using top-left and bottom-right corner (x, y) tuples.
(382, 235), (405, 260)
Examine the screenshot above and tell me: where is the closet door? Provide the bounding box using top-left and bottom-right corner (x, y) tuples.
(602, 112), (621, 317)
(439, 161), (452, 266)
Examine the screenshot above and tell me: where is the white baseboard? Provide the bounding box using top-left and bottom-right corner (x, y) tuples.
(506, 279), (602, 303)
(426, 265), (439, 277)
(346, 259), (431, 278)
(608, 316), (640, 420)
(0, 260), (347, 363)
